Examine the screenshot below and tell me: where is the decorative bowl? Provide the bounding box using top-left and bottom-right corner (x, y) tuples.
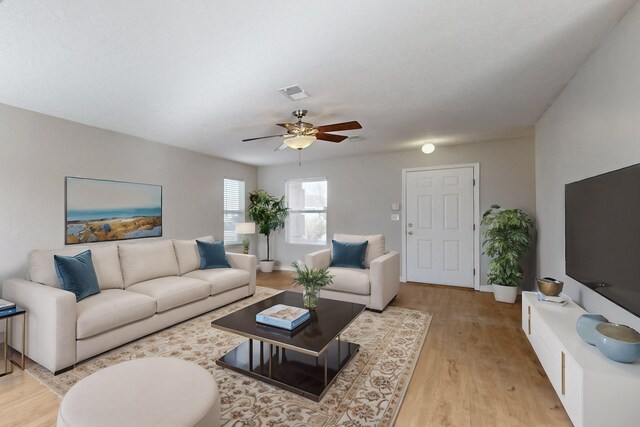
(576, 314), (608, 345)
(594, 322), (640, 363)
(537, 277), (564, 296)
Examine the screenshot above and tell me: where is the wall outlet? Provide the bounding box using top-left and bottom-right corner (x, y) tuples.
(391, 214), (400, 221)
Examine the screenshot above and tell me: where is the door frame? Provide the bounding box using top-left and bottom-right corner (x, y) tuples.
(401, 163), (480, 290)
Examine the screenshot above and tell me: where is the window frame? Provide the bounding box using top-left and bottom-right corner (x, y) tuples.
(285, 177), (328, 246)
(223, 178), (246, 246)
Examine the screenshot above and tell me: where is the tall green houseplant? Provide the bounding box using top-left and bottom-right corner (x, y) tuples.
(482, 204), (533, 303)
(248, 190), (289, 262)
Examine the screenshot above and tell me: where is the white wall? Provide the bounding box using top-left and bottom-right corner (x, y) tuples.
(536, 3), (640, 330)
(0, 103), (258, 283)
(258, 137), (536, 288)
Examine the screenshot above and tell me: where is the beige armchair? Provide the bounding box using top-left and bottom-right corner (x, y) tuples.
(304, 234), (400, 312)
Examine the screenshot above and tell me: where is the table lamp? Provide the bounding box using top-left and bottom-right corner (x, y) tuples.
(235, 222), (256, 254)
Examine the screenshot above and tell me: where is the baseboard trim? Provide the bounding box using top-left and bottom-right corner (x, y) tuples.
(479, 285), (494, 293)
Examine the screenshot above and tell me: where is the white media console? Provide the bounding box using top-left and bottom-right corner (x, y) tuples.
(521, 292), (640, 427)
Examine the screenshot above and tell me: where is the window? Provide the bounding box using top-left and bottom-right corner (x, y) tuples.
(286, 178), (327, 245)
(223, 178), (245, 245)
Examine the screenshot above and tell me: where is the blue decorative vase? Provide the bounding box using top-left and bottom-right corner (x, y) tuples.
(594, 323), (640, 363)
(576, 314), (608, 346)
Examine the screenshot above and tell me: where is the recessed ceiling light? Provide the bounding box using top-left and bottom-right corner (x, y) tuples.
(278, 85), (309, 101)
(421, 143), (436, 154)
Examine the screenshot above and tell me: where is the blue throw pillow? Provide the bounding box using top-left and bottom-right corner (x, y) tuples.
(197, 240), (231, 269)
(54, 250), (101, 302)
(330, 240), (368, 269)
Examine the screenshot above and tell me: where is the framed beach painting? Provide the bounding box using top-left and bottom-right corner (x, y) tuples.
(65, 177), (162, 244)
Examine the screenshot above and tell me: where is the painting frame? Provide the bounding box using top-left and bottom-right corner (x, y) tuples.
(65, 176), (163, 245)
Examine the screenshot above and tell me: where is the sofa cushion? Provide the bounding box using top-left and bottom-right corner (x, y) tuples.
(197, 240), (231, 269)
(326, 267), (371, 295)
(183, 268), (250, 296)
(126, 276), (210, 313)
(76, 289), (156, 339)
(118, 240), (180, 287)
(333, 234), (385, 268)
(173, 236), (214, 275)
(29, 246), (90, 287)
(90, 245), (124, 290)
(54, 250), (101, 302)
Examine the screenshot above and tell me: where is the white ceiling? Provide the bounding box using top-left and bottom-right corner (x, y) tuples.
(0, 1), (636, 166)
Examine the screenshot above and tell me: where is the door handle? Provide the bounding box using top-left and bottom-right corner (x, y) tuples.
(407, 231), (414, 235)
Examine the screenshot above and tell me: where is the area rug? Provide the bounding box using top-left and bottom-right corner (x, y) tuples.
(28, 287), (432, 426)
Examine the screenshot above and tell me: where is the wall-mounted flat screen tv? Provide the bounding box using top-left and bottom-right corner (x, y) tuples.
(565, 163), (640, 318)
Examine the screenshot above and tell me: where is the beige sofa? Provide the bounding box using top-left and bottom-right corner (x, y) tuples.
(304, 234), (399, 312)
(2, 237), (256, 374)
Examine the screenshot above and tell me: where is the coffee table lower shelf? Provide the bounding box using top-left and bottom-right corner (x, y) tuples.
(216, 338), (359, 402)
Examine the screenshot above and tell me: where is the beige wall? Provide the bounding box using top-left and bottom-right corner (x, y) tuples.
(258, 136), (536, 288)
(0, 103), (258, 283)
(536, 3), (640, 329)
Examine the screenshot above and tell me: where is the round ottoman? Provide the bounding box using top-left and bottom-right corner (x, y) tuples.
(57, 358), (220, 427)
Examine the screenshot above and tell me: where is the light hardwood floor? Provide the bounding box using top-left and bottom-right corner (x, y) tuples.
(0, 272), (572, 426)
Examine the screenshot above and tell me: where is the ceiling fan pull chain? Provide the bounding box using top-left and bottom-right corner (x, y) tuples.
(298, 149), (302, 166)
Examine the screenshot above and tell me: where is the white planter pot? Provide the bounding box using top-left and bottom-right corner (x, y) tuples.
(260, 260), (275, 273)
(492, 284), (518, 304)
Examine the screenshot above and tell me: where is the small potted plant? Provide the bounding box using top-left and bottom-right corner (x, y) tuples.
(291, 261), (333, 310)
(248, 190), (289, 272)
(481, 204), (534, 303)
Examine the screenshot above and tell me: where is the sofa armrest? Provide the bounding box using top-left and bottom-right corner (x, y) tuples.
(369, 251), (400, 311)
(304, 249), (331, 270)
(226, 253), (257, 295)
(2, 278), (76, 373)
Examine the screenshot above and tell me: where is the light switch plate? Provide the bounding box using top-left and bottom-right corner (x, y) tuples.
(391, 214), (400, 221)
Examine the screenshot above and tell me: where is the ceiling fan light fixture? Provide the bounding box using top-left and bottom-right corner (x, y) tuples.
(421, 143), (436, 154)
(285, 135), (316, 150)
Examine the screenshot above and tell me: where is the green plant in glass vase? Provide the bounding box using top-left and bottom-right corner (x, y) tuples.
(481, 204), (534, 303)
(291, 261), (334, 310)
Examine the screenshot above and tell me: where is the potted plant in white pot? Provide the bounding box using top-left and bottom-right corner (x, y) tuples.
(248, 189), (289, 273)
(481, 204), (534, 303)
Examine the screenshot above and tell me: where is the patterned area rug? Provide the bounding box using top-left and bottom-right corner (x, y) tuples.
(29, 287), (432, 426)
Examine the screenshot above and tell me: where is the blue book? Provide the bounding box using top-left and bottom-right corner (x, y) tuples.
(256, 304), (310, 330)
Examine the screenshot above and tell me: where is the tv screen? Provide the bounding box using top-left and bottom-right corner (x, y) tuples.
(565, 163), (640, 318)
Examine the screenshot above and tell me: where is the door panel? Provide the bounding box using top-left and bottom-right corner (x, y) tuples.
(406, 167), (474, 287)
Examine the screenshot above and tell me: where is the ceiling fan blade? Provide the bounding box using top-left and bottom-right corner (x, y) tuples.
(276, 123), (296, 130)
(242, 134), (286, 142)
(274, 143), (288, 151)
(315, 121), (362, 133)
(316, 133), (348, 143)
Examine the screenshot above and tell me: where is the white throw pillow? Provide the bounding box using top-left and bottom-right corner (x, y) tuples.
(333, 234), (385, 268)
(118, 240), (180, 287)
(90, 245), (124, 290)
(173, 236), (215, 275)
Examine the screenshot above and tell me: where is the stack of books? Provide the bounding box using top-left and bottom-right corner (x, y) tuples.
(256, 304), (310, 330)
(0, 299), (16, 311)
(536, 292), (569, 306)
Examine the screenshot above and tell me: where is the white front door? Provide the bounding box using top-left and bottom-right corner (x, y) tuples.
(405, 167), (475, 287)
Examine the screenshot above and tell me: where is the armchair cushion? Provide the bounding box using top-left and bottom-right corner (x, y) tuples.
(326, 267), (370, 295)
(333, 234), (385, 268)
(330, 240), (368, 269)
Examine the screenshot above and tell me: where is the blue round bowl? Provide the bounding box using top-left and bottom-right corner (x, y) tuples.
(594, 323), (640, 363)
(576, 314), (608, 346)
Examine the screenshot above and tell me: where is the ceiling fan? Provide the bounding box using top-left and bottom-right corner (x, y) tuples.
(242, 110), (362, 151)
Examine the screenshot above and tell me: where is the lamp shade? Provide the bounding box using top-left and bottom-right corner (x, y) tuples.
(285, 135), (316, 150)
(235, 222), (256, 234)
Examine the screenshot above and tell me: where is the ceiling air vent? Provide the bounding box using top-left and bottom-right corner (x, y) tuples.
(278, 85), (309, 101)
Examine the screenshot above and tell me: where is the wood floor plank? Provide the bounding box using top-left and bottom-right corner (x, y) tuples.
(0, 271), (572, 426)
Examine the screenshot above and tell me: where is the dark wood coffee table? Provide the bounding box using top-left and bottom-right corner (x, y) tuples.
(211, 291), (366, 401)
